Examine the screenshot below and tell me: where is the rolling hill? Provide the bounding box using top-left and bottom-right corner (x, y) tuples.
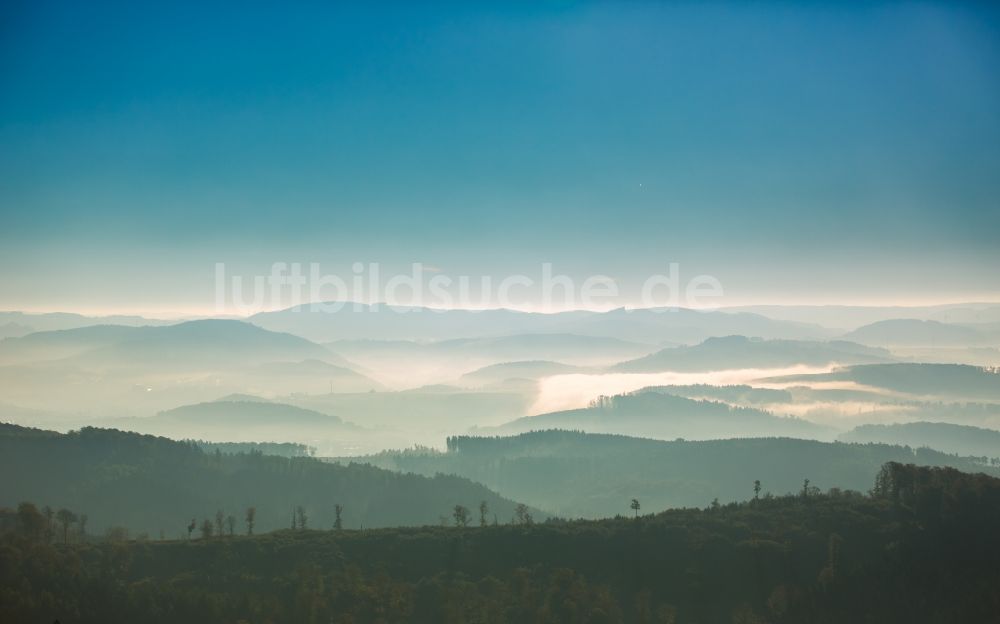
(638, 383), (794, 405)
(725, 302), (1000, 331)
(485, 390), (828, 441)
(157, 399), (357, 428)
(839, 421), (1000, 458)
(322, 333), (654, 388)
(96, 399), (381, 455)
(353, 429), (1000, 518)
(0, 324), (144, 364)
(251, 303), (831, 344)
(0, 320), (380, 414)
(4, 463), (1000, 623)
(843, 319), (986, 347)
(763, 363), (1000, 400)
(71, 319), (337, 369)
(611, 335), (892, 373)
(0, 310), (173, 333)
(459, 360), (588, 386)
(0, 319), (339, 369)
(0, 423), (538, 535)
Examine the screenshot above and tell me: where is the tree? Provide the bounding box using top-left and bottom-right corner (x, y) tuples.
(515, 503), (529, 525)
(754, 480), (761, 500)
(78, 513), (88, 540)
(187, 518), (196, 540)
(226, 514), (236, 537)
(802, 479), (811, 498)
(453, 504), (470, 527)
(42, 505), (54, 543)
(200, 518), (214, 539)
(16, 502), (46, 541)
(296, 505), (307, 530)
(215, 509), (225, 537)
(479, 501), (489, 528)
(56, 508), (77, 543)
(245, 507), (256, 535)
(630, 498), (641, 518)
(334, 504), (343, 531)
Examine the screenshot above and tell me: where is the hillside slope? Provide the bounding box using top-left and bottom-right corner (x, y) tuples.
(840, 421), (1000, 458)
(0, 424), (536, 535)
(487, 390), (828, 441)
(356, 429), (999, 517)
(843, 319), (986, 346)
(612, 335), (891, 373)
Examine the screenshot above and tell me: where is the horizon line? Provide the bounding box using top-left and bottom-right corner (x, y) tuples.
(3, 298), (1000, 321)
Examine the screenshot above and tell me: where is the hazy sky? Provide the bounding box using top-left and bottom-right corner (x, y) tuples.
(1, 2), (999, 314)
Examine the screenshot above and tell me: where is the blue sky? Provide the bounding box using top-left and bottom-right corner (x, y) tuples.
(1, 2), (999, 313)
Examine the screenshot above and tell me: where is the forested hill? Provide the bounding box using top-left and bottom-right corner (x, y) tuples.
(0, 423), (536, 535)
(485, 391), (828, 440)
(839, 421), (1000, 459)
(354, 430), (1000, 518)
(2, 463), (998, 623)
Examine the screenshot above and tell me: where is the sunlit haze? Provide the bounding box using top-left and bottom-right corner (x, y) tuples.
(2, 3), (1000, 621)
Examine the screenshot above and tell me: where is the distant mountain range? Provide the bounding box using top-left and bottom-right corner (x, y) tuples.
(0, 320), (380, 415)
(6, 303), (1000, 344)
(0, 324), (144, 364)
(0, 311), (175, 334)
(0, 319), (333, 368)
(842, 319), (990, 347)
(612, 335), (892, 373)
(2, 307), (998, 443)
(68, 320), (336, 370)
(251, 303), (831, 343)
(331, 333), (654, 365)
(322, 332), (657, 388)
(723, 303), (1000, 330)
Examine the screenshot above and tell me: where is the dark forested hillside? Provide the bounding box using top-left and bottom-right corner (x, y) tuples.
(2, 463), (998, 623)
(191, 439), (315, 457)
(353, 430), (1000, 518)
(0, 424), (535, 536)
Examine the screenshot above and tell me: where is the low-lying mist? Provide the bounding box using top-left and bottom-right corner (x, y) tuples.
(529, 364), (838, 414)
(0, 307), (998, 457)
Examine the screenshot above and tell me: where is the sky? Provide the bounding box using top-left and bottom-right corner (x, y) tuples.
(1, 1), (999, 315)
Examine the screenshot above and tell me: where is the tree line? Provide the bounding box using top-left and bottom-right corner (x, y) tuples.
(3, 462), (999, 623)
